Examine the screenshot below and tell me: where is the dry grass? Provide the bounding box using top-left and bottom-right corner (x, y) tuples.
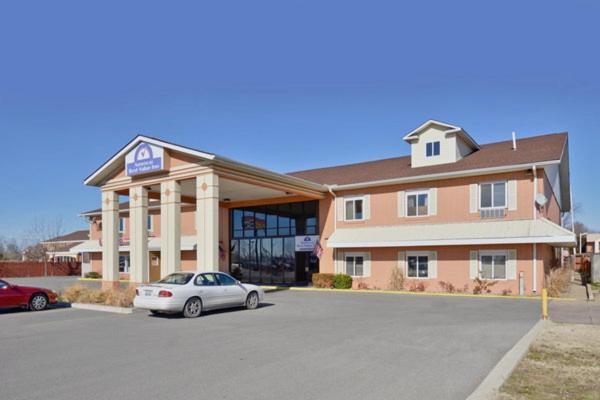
(546, 267), (572, 298)
(388, 267), (405, 290)
(62, 284), (136, 308)
(497, 322), (600, 400)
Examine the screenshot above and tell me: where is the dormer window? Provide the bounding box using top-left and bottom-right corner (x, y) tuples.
(426, 141), (440, 157)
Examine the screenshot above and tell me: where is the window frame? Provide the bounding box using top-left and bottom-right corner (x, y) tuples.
(479, 181), (507, 210)
(406, 251), (430, 279)
(344, 196), (365, 221)
(405, 189), (430, 217)
(478, 250), (508, 280)
(344, 252), (368, 277)
(426, 141), (441, 157)
(118, 255), (130, 273)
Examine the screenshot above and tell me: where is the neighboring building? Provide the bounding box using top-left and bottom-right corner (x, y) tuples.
(41, 230), (89, 262)
(77, 120), (575, 294)
(581, 233), (600, 254)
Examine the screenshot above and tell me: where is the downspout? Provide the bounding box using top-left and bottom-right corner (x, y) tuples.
(532, 165), (538, 293)
(327, 185), (338, 273)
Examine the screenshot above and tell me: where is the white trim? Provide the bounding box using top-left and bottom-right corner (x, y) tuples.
(479, 180), (507, 210)
(344, 195), (366, 221)
(343, 251), (370, 277)
(328, 235), (576, 248)
(478, 250), (508, 281)
(405, 189), (430, 217)
(406, 251), (431, 279)
(402, 120), (480, 150)
(329, 160), (561, 191)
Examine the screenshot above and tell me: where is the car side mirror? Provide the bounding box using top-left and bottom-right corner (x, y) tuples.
(236, 280), (242, 286)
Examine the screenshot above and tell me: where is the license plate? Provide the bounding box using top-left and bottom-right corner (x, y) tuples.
(144, 290), (153, 296)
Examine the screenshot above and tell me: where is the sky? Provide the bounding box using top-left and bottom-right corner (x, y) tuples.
(1, 0), (599, 241)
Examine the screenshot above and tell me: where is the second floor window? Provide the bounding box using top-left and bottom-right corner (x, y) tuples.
(406, 190), (429, 217)
(480, 182), (506, 209)
(426, 141), (440, 157)
(345, 197), (364, 220)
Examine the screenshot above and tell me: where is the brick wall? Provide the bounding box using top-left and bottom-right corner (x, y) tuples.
(0, 261), (81, 278)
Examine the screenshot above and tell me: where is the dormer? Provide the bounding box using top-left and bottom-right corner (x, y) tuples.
(403, 120), (480, 168)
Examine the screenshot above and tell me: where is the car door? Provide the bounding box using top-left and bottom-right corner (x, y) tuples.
(215, 273), (247, 306)
(0, 280), (24, 308)
(193, 273), (226, 309)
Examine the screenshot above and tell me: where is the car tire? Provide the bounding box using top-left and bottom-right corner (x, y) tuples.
(245, 291), (259, 310)
(29, 293), (48, 311)
(149, 310), (161, 316)
(183, 297), (202, 318)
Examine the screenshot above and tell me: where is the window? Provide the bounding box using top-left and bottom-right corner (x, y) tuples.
(216, 273), (237, 286)
(118, 255), (130, 273)
(158, 273), (194, 285)
(0, 280), (8, 289)
(480, 182), (506, 209)
(480, 252), (507, 280)
(195, 273), (218, 286)
(345, 255), (364, 276)
(147, 215), (153, 232)
(118, 218), (125, 233)
(345, 197), (364, 220)
(407, 254), (429, 278)
(406, 190), (429, 217)
(426, 141), (440, 157)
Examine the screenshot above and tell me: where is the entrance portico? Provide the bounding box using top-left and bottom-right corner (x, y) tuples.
(84, 136), (326, 287)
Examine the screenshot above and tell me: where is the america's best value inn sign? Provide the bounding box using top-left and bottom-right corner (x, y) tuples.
(125, 142), (165, 177)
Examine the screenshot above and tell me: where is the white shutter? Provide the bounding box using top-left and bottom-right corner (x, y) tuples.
(335, 250), (345, 274)
(397, 191), (405, 217)
(469, 250), (479, 279)
(507, 249), (517, 280)
(336, 197), (345, 221)
(429, 251), (438, 278)
(508, 180), (517, 211)
(429, 188), (437, 216)
(469, 184), (478, 213)
(397, 251), (406, 275)
(363, 195), (370, 220)
(363, 253), (371, 277)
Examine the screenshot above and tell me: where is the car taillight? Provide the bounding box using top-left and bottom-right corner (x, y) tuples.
(135, 289), (139, 296)
(158, 290), (173, 297)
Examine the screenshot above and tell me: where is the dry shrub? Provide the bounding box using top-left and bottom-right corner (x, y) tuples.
(438, 281), (468, 293)
(407, 281), (427, 292)
(472, 278), (497, 294)
(62, 285), (136, 308)
(388, 267), (405, 291)
(356, 280), (369, 290)
(502, 289), (512, 296)
(312, 273), (335, 288)
(103, 286), (136, 307)
(546, 267), (571, 297)
(62, 285), (93, 303)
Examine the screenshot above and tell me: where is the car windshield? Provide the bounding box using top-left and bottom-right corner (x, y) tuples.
(0, 280), (7, 289)
(157, 273), (194, 285)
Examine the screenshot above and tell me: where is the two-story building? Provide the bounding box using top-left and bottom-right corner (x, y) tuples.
(74, 120), (575, 295)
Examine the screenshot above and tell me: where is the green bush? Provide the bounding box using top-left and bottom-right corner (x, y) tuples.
(84, 271), (102, 279)
(312, 273), (335, 288)
(333, 274), (353, 289)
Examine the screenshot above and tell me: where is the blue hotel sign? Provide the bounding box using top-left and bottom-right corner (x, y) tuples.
(125, 142), (165, 177)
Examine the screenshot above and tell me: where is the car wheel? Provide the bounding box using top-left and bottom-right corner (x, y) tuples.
(183, 297), (202, 318)
(246, 291), (259, 310)
(29, 294), (48, 311)
(149, 310), (161, 316)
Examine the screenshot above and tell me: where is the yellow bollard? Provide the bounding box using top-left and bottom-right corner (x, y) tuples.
(542, 288), (548, 320)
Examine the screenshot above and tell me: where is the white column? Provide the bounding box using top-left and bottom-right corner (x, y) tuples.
(129, 186), (149, 283)
(196, 172), (219, 272)
(101, 191), (119, 283)
(161, 180), (181, 277)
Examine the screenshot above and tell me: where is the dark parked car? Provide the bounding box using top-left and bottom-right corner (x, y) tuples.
(0, 279), (58, 311)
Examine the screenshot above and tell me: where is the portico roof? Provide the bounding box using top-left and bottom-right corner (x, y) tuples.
(326, 218), (576, 248)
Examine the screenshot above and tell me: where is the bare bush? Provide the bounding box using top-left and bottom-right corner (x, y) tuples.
(388, 267), (405, 291)
(62, 285), (136, 307)
(546, 267), (571, 297)
(472, 278), (498, 294)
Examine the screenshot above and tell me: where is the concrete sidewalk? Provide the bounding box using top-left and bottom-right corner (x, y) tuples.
(550, 300), (600, 325)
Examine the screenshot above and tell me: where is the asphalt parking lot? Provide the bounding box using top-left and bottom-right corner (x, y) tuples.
(0, 289), (540, 400)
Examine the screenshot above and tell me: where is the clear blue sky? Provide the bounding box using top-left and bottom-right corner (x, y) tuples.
(1, 0), (599, 239)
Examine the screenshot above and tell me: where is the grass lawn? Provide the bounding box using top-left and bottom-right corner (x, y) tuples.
(497, 322), (600, 400)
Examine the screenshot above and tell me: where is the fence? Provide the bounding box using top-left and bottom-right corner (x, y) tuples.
(0, 261), (81, 278)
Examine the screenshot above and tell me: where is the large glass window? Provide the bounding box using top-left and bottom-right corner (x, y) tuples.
(480, 252), (507, 279)
(480, 182), (506, 209)
(407, 255), (429, 278)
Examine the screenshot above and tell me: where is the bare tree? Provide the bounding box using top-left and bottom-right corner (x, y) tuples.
(23, 217), (65, 276)
(0, 236), (22, 261)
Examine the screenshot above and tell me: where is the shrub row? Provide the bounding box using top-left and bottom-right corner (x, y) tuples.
(62, 285), (136, 308)
(311, 273), (353, 289)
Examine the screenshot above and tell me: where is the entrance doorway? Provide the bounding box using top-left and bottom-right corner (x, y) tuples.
(295, 252), (319, 284)
(149, 252), (161, 282)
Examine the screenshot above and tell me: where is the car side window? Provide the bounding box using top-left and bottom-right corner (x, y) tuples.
(216, 273), (236, 286)
(194, 273), (218, 286)
(0, 280), (7, 289)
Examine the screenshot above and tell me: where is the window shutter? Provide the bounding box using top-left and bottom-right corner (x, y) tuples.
(429, 188), (437, 216)
(469, 184), (478, 213)
(363, 253), (371, 277)
(397, 251), (405, 275)
(363, 194), (371, 220)
(335, 250), (345, 273)
(336, 197), (345, 221)
(507, 249), (517, 280)
(429, 251), (438, 278)
(469, 250), (479, 279)
(508, 180), (517, 211)
(397, 191), (405, 217)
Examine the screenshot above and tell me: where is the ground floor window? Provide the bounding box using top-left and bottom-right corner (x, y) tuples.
(119, 255), (130, 273)
(345, 254), (364, 276)
(479, 251), (506, 279)
(407, 254), (429, 278)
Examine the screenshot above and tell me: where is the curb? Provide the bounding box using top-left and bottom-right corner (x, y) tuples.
(71, 303), (133, 314)
(466, 319), (546, 400)
(260, 286), (574, 301)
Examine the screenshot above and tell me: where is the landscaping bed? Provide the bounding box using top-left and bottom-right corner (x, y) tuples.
(61, 285), (136, 308)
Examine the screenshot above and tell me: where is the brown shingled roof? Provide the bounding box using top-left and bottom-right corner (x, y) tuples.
(287, 132), (567, 185)
(46, 230), (89, 242)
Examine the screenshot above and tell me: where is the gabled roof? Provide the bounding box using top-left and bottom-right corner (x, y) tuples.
(43, 230), (89, 243)
(402, 119), (480, 150)
(84, 135), (216, 186)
